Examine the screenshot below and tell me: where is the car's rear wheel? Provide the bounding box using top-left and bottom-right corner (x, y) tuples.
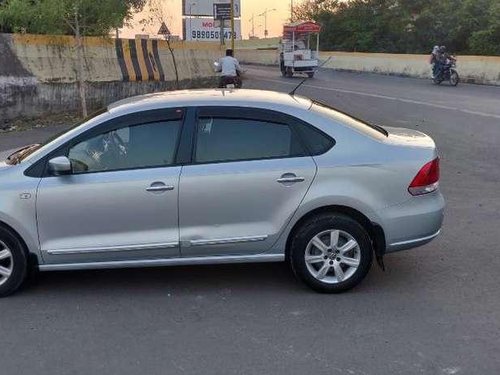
(0, 227), (28, 297)
(289, 213), (373, 293)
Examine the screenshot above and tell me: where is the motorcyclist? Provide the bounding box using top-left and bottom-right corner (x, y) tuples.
(434, 46), (449, 78)
(216, 49), (242, 88)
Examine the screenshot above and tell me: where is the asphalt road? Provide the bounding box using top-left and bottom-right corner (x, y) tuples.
(1, 67), (499, 375)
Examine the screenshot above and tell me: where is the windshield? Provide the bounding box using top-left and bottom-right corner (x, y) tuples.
(311, 100), (388, 138)
(5, 108), (107, 165)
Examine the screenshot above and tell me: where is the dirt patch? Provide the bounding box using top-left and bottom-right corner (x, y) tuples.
(0, 112), (81, 133)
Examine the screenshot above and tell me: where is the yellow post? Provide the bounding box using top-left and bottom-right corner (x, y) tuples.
(230, 0), (235, 50)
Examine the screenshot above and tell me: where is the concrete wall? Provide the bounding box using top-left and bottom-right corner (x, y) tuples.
(321, 52), (500, 85)
(0, 33), (222, 119)
(1, 32), (500, 121)
(235, 45), (500, 86)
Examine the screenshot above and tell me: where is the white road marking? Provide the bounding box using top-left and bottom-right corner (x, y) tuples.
(253, 77), (500, 120)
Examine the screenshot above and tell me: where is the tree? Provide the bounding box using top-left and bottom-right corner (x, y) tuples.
(139, 0), (179, 89)
(292, 0), (500, 55)
(0, 0), (146, 36)
(0, 0), (147, 116)
(468, 0), (500, 55)
(293, 0), (340, 22)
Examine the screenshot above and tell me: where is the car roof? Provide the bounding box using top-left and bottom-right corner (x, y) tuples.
(107, 89), (312, 115)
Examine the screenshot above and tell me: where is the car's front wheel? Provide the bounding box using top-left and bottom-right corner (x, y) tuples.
(0, 226), (28, 297)
(289, 213), (373, 293)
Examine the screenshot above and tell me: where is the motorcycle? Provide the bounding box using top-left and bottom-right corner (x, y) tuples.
(213, 61), (243, 89)
(433, 56), (459, 86)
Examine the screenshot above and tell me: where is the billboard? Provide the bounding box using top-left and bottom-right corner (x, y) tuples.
(184, 18), (241, 41)
(183, 0), (241, 18)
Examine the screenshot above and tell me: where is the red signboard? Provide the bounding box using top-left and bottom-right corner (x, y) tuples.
(283, 21), (321, 34)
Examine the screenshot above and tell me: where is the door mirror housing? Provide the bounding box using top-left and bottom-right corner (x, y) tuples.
(48, 156), (72, 176)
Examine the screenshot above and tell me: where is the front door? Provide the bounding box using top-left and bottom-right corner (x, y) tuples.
(37, 111), (183, 264)
(179, 107), (317, 257)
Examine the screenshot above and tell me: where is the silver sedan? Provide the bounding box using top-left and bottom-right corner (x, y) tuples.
(0, 89), (444, 296)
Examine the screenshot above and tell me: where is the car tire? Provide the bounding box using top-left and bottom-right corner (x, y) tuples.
(0, 226), (28, 297)
(289, 213), (373, 293)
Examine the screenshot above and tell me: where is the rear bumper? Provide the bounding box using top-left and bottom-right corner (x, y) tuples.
(293, 66), (317, 72)
(387, 229), (441, 252)
(377, 191), (445, 253)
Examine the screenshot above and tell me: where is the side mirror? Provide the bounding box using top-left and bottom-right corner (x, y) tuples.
(48, 156), (72, 176)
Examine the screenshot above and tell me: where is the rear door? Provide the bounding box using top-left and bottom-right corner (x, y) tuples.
(179, 107), (317, 257)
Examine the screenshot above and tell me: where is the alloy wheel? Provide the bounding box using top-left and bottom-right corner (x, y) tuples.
(304, 229), (361, 284)
(0, 240), (14, 287)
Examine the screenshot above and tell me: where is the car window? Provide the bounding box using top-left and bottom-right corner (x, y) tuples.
(294, 122), (335, 155)
(195, 117), (306, 163)
(68, 120), (181, 173)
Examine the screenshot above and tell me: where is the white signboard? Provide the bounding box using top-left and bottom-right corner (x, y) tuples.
(184, 18), (241, 41)
(183, 0), (241, 17)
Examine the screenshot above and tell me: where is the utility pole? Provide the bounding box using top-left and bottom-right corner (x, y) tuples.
(189, 2), (196, 40)
(249, 13), (255, 38)
(220, 20), (225, 46)
(290, 0), (294, 22)
(230, 0), (235, 50)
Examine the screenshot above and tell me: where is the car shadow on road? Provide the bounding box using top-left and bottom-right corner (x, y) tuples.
(15, 257), (420, 299)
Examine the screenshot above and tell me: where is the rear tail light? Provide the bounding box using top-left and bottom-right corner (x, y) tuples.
(408, 157), (440, 196)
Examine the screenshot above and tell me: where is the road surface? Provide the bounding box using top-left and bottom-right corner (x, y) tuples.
(1, 67), (499, 375)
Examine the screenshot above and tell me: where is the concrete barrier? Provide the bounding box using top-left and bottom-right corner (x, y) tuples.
(1, 32), (500, 121)
(233, 44), (500, 86)
(321, 52), (500, 85)
(0, 33), (222, 120)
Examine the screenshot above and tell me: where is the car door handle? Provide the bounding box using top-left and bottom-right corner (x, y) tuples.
(276, 175), (305, 184)
(146, 183), (174, 192)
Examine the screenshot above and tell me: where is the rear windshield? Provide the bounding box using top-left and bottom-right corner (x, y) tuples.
(310, 101), (388, 138)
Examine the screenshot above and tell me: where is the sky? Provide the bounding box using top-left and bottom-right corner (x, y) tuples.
(121, 0), (293, 39)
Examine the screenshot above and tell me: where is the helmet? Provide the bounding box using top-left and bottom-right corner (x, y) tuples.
(439, 45), (446, 52)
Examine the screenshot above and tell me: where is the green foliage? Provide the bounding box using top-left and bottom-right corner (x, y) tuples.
(0, 0), (146, 36)
(294, 0), (500, 55)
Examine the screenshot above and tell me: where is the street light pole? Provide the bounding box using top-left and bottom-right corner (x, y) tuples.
(249, 13), (255, 38)
(258, 8), (276, 39)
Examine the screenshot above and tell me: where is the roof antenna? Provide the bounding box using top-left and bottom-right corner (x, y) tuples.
(289, 57), (332, 96)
